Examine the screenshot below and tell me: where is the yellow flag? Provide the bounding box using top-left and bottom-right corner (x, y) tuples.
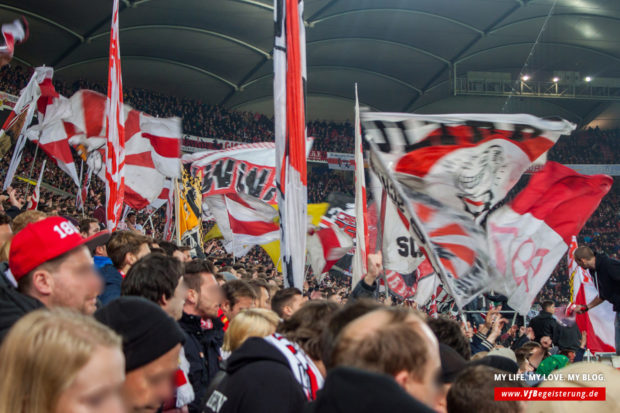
(260, 203), (329, 271)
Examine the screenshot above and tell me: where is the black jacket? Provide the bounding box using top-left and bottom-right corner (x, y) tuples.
(201, 317), (225, 387)
(593, 253), (620, 312)
(529, 311), (560, 342)
(305, 367), (434, 413)
(350, 279), (377, 300)
(0, 265), (44, 342)
(179, 312), (210, 413)
(203, 337), (307, 413)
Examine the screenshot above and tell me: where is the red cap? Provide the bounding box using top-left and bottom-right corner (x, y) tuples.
(9, 216), (107, 280)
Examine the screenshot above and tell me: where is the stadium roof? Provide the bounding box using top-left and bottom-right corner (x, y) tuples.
(3, 0), (620, 126)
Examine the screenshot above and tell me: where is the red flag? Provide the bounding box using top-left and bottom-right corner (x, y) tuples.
(105, 0), (125, 230)
(487, 162), (612, 314)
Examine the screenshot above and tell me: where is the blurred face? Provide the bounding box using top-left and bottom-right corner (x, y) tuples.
(162, 277), (188, 321)
(256, 286), (270, 310)
(48, 246), (102, 315)
(85, 222), (100, 238)
(55, 345), (125, 413)
(226, 296), (255, 320)
(408, 321), (441, 407)
(123, 344), (181, 413)
(195, 273), (222, 319)
(283, 294), (307, 320)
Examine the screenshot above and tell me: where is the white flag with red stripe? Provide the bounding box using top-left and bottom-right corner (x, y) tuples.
(568, 237), (616, 353)
(364, 112), (575, 309)
(28, 159), (46, 211)
(307, 226), (353, 277)
(274, 0), (308, 289)
(351, 86), (369, 288)
(487, 162), (612, 314)
(105, 0), (125, 230)
(204, 193), (279, 257)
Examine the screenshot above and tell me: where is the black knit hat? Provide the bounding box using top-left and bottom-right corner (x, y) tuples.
(94, 297), (185, 372)
(439, 343), (467, 383)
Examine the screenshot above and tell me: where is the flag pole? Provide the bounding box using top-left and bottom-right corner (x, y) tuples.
(174, 178), (181, 246)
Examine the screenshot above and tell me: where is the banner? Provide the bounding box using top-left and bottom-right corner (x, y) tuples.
(184, 142), (280, 204)
(327, 152), (355, 170)
(178, 167), (205, 258)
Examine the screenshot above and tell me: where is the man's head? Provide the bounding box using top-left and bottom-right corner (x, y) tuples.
(427, 316), (472, 360)
(447, 365), (525, 413)
(271, 287), (306, 320)
(95, 297), (185, 413)
(173, 246), (192, 263)
(10, 216), (104, 315)
(107, 231), (151, 273)
(541, 300), (555, 314)
(520, 341), (545, 371)
(574, 245), (596, 270)
(79, 218), (100, 238)
(248, 279), (271, 310)
(127, 212), (137, 225)
(121, 254), (187, 321)
(331, 307), (441, 408)
(183, 259), (222, 319)
(221, 279), (257, 321)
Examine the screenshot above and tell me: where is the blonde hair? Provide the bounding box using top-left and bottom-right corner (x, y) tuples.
(0, 308), (122, 413)
(222, 308), (280, 352)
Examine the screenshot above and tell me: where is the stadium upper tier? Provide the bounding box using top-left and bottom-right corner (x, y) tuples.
(1, 65), (618, 164)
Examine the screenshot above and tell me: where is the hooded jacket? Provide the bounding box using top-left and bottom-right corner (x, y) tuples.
(203, 337), (306, 413)
(0, 263), (44, 342)
(304, 367), (434, 413)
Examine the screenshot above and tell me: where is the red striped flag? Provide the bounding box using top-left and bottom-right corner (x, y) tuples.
(274, 0), (308, 288)
(105, 0), (125, 230)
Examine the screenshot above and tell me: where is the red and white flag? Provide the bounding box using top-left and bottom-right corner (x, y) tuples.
(204, 192), (279, 257)
(351, 86), (369, 288)
(274, 0), (308, 289)
(105, 0), (125, 230)
(28, 159), (46, 211)
(413, 258), (440, 306)
(487, 162), (612, 314)
(307, 226), (353, 277)
(28, 88), (181, 210)
(364, 112), (575, 309)
(569, 236), (616, 353)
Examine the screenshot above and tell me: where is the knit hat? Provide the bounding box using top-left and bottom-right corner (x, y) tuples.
(469, 355), (519, 374)
(439, 343), (467, 383)
(94, 297), (185, 372)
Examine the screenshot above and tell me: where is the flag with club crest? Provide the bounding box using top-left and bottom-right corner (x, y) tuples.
(487, 161), (612, 314)
(363, 112), (575, 309)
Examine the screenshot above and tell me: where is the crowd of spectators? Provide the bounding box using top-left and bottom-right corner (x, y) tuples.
(0, 63), (617, 313)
